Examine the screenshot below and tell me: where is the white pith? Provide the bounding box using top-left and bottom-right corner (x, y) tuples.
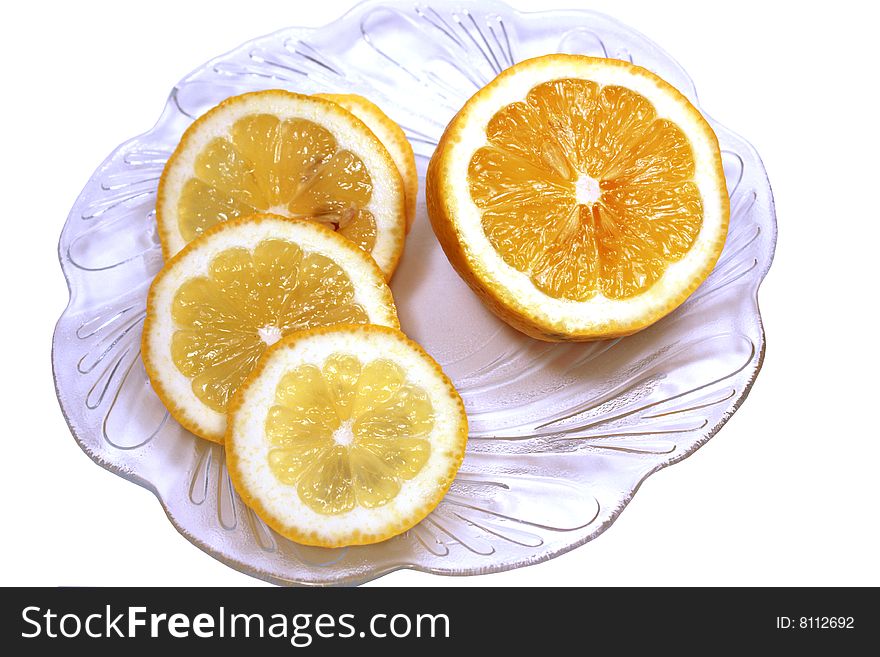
(257, 325), (283, 347)
(332, 420), (355, 447)
(575, 174), (602, 205)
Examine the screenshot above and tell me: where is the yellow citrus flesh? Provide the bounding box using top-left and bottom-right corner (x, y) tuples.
(315, 93), (419, 232)
(179, 116), (377, 252)
(427, 55), (729, 341)
(470, 79), (702, 301)
(266, 356), (433, 514)
(142, 214), (399, 442)
(170, 240), (369, 414)
(157, 91), (406, 278)
(226, 324), (468, 547)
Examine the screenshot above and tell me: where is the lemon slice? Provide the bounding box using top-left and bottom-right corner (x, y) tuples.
(427, 54), (729, 340)
(156, 90), (406, 278)
(226, 324), (468, 547)
(142, 214), (399, 442)
(315, 93), (418, 232)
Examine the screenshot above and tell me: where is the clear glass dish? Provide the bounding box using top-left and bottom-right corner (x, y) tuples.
(52, 0), (777, 585)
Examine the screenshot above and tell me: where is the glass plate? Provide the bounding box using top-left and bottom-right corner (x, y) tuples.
(52, 0), (777, 585)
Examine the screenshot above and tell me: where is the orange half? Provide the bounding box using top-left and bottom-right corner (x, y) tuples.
(427, 55), (729, 340)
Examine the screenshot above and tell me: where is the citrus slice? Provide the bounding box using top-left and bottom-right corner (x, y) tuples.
(315, 93), (418, 232)
(156, 90), (406, 278)
(226, 324), (468, 547)
(142, 214), (399, 442)
(427, 54), (729, 340)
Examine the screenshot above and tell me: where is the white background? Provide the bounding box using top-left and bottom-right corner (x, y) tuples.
(1, 0), (878, 587)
